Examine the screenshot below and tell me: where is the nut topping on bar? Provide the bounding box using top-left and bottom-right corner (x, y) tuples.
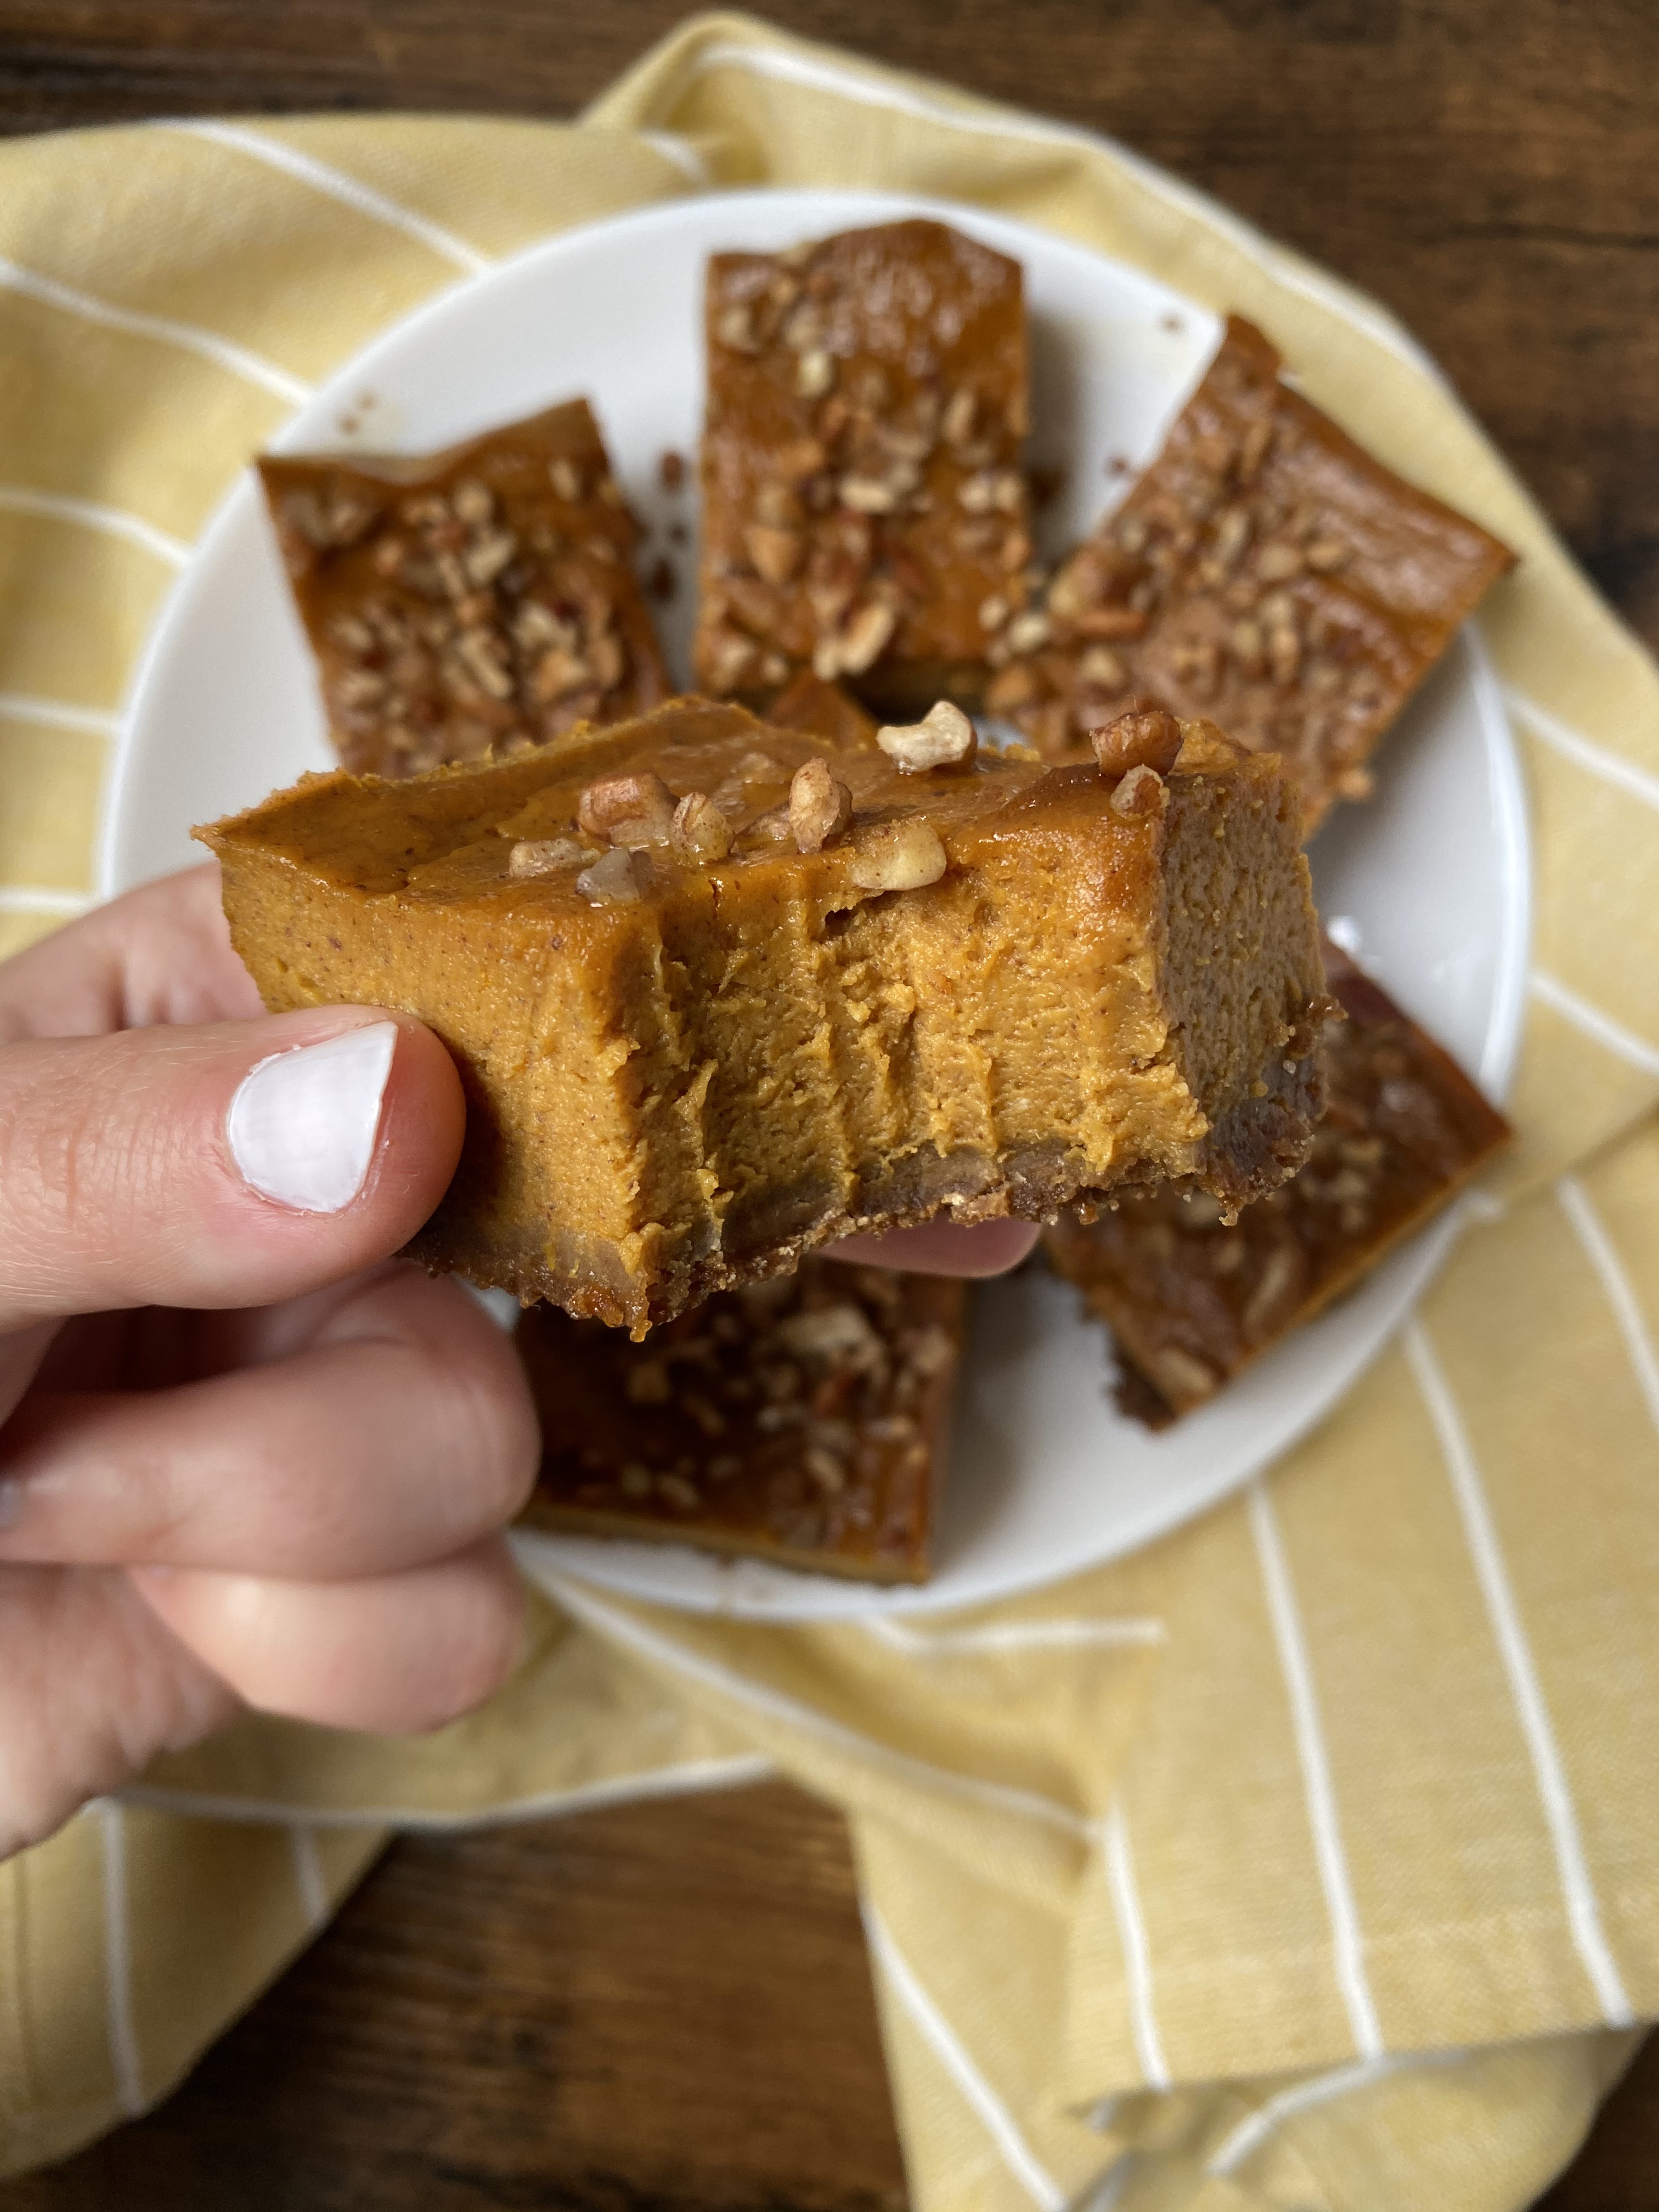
(848, 817), (949, 891)
(516, 1260), (967, 1583)
(695, 221), (1034, 718)
(509, 836), (594, 877)
(877, 700), (977, 774)
(1091, 706), (1183, 778)
(788, 758), (853, 852)
(574, 848), (642, 905)
(1110, 763), (1169, 819)
(670, 791), (733, 864)
(578, 770), (676, 848)
(996, 314), (1514, 832)
(259, 398), (669, 778)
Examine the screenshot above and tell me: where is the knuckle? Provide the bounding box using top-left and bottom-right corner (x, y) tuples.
(404, 1289), (541, 1530)
(0, 1034), (183, 1311)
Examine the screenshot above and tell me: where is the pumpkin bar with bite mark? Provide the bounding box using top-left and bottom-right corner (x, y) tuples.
(693, 219), (1037, 717)
(259, 398), (669, 778)
(1045, 938), (1511, 1424)
(992, 315), (1515, 833)
(517, 1259), (963, 1582)
(200, 699), (1327, 1336)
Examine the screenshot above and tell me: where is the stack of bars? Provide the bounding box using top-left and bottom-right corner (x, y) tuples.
(217, 216), (1517, 1583)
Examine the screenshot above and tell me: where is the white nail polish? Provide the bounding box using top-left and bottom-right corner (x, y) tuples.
(227, 1022), (398, 1214)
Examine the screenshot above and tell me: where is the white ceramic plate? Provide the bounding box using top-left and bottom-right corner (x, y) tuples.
(103, 188), (1530, 1621)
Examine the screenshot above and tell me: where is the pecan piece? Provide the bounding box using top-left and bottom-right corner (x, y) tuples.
(788, 758), (853, 853)
(744, 523), (804, 585)
(671, 791), (733, 864)
(1091, 707), (1183, 779)
(1110, 763), (1169, 819)
(814, 599), (896, 681)
(508, 836), (594, 877)
(574, 847), (642, 904)
(848, 819), (947, 893)
(876, 699), (977, 774)
(578, 769), (677, 848)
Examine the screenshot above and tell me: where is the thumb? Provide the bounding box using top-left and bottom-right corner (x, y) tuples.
(0, 1008), (466, 1328)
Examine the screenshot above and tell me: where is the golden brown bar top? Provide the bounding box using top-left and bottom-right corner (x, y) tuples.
(260, 397), (668, 777)
(994, 315), (1514, 832)
(518, 1259), (964, 1582)
(693, 219), (1035, 716)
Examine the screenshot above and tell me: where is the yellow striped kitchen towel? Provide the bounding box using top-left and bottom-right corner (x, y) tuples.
(4, 16), (1659, 2209)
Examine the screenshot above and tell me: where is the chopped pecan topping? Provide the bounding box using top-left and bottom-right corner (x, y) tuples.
(848, 818), (948, 893)
(787, 758), (853, 853)
(715, 303), (760, 353)
(1091, 707), (1183, 778)
(574, 847), (642, 904)
(703, 627), (760, 692)
(744, 523), (804, 584)
(578, 769), (677, 848)
(670, 791), (733, 864)
(814, 599), (896, 681)
(1110, 763), (1169, 819)
(508, 836), (594, 876)
(876, 699), (977, 773)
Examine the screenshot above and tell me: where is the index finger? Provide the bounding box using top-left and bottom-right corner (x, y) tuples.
(827, 1219), (1039, 1277)
(0, 864), (261, 1046)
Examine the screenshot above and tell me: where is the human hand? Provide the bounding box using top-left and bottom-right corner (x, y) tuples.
(828, 1217), (1038, 1276)
(0, 865), (540, 1859)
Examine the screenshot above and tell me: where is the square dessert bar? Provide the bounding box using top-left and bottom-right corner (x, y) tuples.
(693, 219), (1037, 717)
(517, 1259), (964, 1582)
(201, 698), (1327, 1336)
(259, 398), (669, 778)
(763, 667), (881, 748)
(992, 315), (1515, 832)
(1045, 940), (1511, 1424)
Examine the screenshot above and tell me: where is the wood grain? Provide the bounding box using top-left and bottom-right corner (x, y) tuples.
(1, 1785), (907, 2212)
(1, 0), (1656, 648)
(0, 3), (1654, 2203)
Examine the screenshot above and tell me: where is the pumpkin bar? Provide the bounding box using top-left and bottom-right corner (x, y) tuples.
(991, 315), (1515, 833)
(259, 398), (669, 777)
(1045, 940), (1511, 1424)
(200, 698), (1327, 1336)
(764, 667), (882, 749)
(517, 1259), (963, 1582)
(693, 219), (1036, 718)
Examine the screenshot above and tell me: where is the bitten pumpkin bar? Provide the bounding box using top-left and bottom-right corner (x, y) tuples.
(517, 1260), (963, 1583)
(200, 697), (1327, 1335)
(259, 398), (669, 777)
(1045, 940), (1511, 1424)
(693, 219), (1037, 716)
(992, 316), (1514, 832)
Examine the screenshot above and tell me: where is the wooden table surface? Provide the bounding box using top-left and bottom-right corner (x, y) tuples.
(1, 2), (1656, 2203)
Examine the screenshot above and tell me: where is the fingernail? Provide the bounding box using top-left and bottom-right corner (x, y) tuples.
(0, 1479), (21, 1531)
(227, 1022), (398, 1214)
